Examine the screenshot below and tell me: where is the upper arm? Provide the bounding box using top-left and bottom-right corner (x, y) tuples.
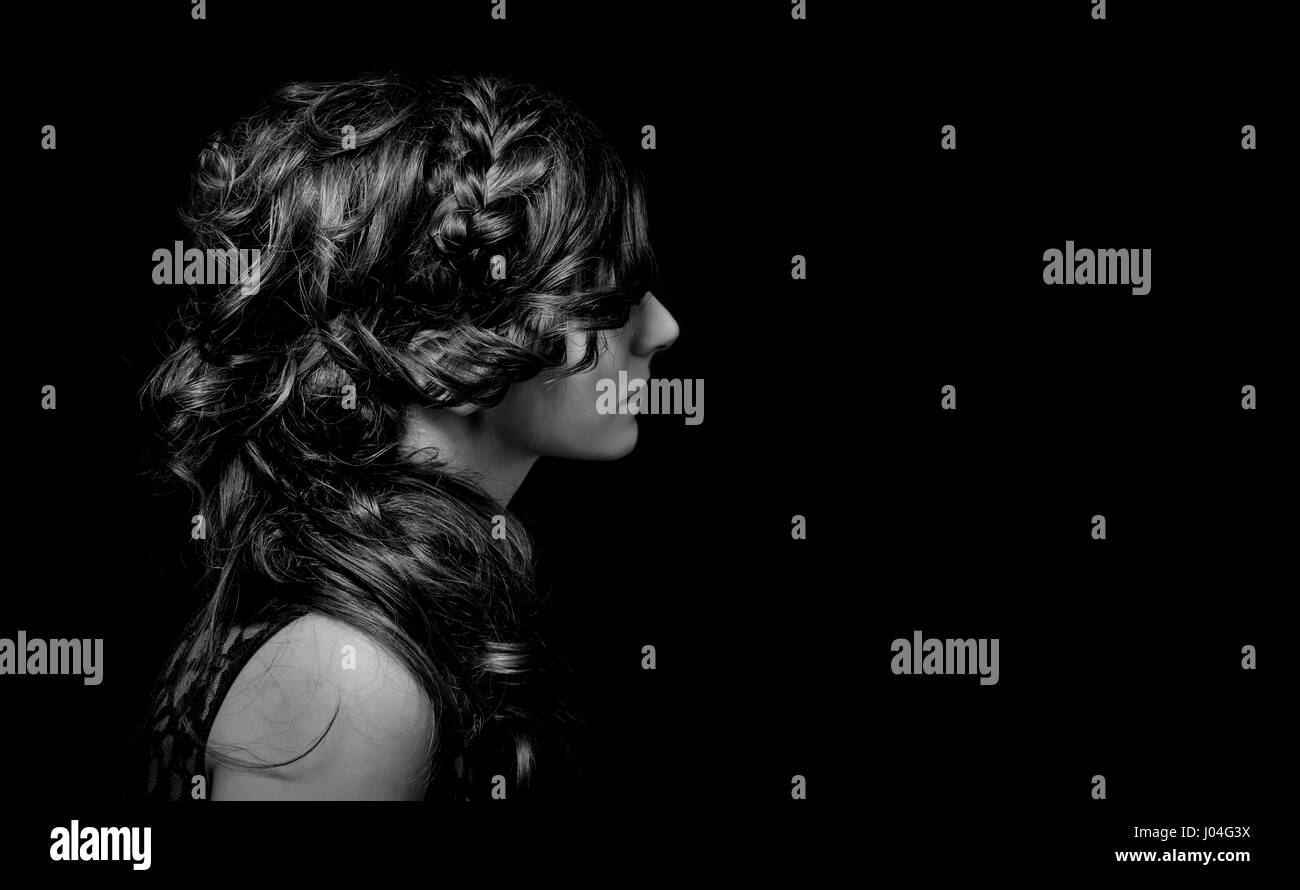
(206, 613), (435, 800)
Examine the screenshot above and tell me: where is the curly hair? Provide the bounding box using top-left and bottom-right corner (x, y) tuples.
(139, 72), (658, 798)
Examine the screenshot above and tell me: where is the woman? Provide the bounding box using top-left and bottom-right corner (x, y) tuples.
(137, 72), (679, 800)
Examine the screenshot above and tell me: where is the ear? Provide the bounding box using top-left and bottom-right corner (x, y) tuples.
(446, 403), (479, 417)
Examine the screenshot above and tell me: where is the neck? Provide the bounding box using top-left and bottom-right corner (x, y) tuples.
(401, 406), (538, 508)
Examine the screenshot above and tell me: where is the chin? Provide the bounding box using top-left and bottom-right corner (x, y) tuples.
(586, 418), (640, 460)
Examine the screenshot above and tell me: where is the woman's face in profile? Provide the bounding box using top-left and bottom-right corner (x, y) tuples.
(488, 291), (679, 460)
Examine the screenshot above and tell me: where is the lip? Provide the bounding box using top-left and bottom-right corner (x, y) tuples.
(619, 379), (648, 409)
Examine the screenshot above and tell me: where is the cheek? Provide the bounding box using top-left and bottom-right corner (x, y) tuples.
(497, 337), (640, 459)
(538, 365), (639, 459)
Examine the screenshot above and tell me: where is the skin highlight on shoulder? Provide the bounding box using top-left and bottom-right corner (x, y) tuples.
(206, 612), (435, 800)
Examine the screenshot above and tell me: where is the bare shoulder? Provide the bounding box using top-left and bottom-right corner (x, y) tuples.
(206, 612), (435, 800)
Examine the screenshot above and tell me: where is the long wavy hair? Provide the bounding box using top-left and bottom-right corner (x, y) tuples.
(139, 72), (658, 799)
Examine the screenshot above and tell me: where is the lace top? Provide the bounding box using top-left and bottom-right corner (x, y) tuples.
(140, 599), (310, 801)
(138, 598), (472, 800)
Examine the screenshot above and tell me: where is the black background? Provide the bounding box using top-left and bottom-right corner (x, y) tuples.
(5, 0), (1286, 879)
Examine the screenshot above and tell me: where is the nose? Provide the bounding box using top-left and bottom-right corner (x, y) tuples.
(631, 291), (679, 357)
